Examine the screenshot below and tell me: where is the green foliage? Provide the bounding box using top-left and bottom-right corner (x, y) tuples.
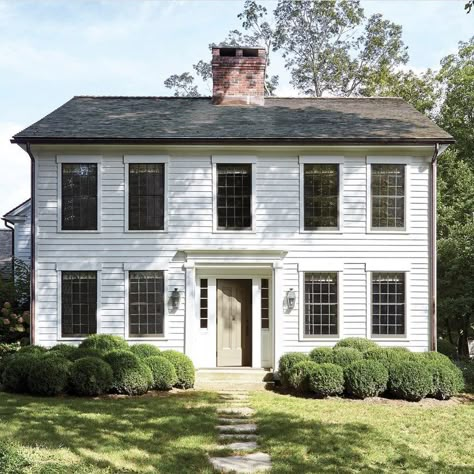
(331, 347), (363, 368)
(16, 345), (46, 355)
(278, 352), (308, 387)
(49, 344), (78, 359)
(0, 440), (30, 474)
(144, 356), (177, 390)
(164, 72), (200, 97)
(307, 363), (344, 398)
(69, 357), (113, 396)
(388, 360), (433, 401)
(427, 360), (464, 400)
(2, 353), (40, 392)
(79, 334), (129, 354)
(436, 339), (457, 359)
(28, 354), (72, 396)
(344, 360), (388, 399)
(0, 342), (20, 358)
(67, 347), (101, 362)
(104, 350), (152, 395)
(334, 338), (379, 353)
(456, 360), (474, 393)
(130, 344), (161, 359)
(160, 350), (195, 389)
(364, 347), (412, 371)
(308, 347), (333, 364)
(287, 360), (318, 392)
(417, 351), (452, 365)
(0, 302), (30, 344)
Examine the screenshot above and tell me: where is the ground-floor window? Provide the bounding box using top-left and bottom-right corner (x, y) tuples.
(129, 271), (164, 336)
(261, 278), (270, 329)
(200, 279), (208, 329)
(61, 271), (97, 337)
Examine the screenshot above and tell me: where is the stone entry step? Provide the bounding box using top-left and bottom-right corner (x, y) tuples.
(217, 424), (257, 433)
(217, 407), (255, 417)
(209, 452), (271, 473)
(218, 417), (253, 424)
(219, 434), (258, 441)
(227, 441), (258, 451)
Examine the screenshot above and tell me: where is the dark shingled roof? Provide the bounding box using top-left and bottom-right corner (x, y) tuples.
(12, 96), (453, 145)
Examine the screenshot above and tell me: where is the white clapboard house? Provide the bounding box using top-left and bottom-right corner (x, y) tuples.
(9, 46), (454, 370)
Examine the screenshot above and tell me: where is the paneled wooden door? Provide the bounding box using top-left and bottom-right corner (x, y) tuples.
(217, 279), (252, 367)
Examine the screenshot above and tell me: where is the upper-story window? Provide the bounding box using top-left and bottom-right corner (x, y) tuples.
(304, 164), (339, 230)
(371, 164), (405, 229)
(217, 164), (252, 230)
(129, 163), (165, 230)
(62, 163), (97, 230)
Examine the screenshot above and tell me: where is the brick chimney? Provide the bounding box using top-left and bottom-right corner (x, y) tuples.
(211, 46), (266, 106)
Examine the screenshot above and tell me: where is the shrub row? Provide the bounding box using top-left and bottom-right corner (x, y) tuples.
(279, 338), (464, 401)
(0, 335), (195, 397)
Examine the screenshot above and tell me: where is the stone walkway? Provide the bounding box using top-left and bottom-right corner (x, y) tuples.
(209, 390), (272, 473)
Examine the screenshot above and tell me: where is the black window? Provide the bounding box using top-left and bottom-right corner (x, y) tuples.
(129, 163), (165, 230)
(304, 164), (339, 230)
(304, 272), (338, 336)
(217, 164), (252, 230)
(372, 273), (405, 336)
(261, 278), (270, 330)
(61, 271), (97, 337)
(371, 164), (405, 229)
(200, 279), (208, 329)
(129, 271), (164, 336)
(62, 163), (98, 230)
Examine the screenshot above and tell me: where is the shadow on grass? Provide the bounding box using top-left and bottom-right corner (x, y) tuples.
(0, 391), (219, 473)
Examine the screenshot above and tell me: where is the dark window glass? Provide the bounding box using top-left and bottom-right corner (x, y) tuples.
(200, 279), (208, 329)
(304, 272), (338, 336)
(129, 271), (164, 336)
(62, 163), (98, 230)
(304, 164), (339, 229)
(261, 278), (269, 329)
(372, 273), (405, 335)
(371, 164), (405, 228)
(61, 271), (97, 337)
(129, 163), (165, 230)
(217, 164), (252, 230)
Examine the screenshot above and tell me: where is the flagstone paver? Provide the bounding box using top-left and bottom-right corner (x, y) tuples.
(218, 417), (253, 424)
(219, 434), (258, 441)
(209, 452), (272, 473)
(217, 423), (257, 433)
(227, 441), (258, 451)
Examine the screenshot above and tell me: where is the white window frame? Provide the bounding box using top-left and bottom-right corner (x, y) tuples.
(365, 260), (411, 341)
(211, 155), (257, 233)
(56, 262), (102, 341)
(123, 155), (169, 233)
(366, 156), (410, 234)
(124, 262), (169, 341)
(298, 260), (344, 341)
(56, 155), (102, 233)
(299, 156), (344, 234)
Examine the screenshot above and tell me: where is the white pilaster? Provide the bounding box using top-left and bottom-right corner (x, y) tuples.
(273, 261), (284, 371)
(184, 262), (196, 359)
(252, 277), (262, 368)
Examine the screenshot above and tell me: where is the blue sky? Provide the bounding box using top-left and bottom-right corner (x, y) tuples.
(0, 0), (472, 217)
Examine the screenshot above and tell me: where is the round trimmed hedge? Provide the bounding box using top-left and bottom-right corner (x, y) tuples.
(28, 355), (72, 396)
(388, 360), (433, 401)
(160, 351), (195, 389)
(49, 344), (78, 359)
(67, 347), (102, 362)
(364, 347), (412, 371)
(418, 351), (452, 365)
(344, 360), (388, 399)
(331, 347), (363, 368)
(2, 353), (41, 393)
(278, 352), (308, 387)
(427, 360), (464, 400)
(17, 345), (47, 356)
(104, 350), (152, 395)
(79, 334), (129, 354)
(130, 344), (161, 359)
(287, 360), (318, 392)
(69, 357), (114, 396)
(144, 356), (177, 390)
(309, 347), (333, 364)
(334, 338), (378, 353)
(307, 363), (344, 398)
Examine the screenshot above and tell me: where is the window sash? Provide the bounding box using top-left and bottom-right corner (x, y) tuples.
(261, 278), (270, 330)
(129, 163), (165, 230)
(129, 271), (164, 337)
(200, 279), (208, 329)
(61, 271), (97, 337)
(61, 163), (98, 230)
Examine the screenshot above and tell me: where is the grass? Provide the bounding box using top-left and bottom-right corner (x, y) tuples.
(251, 390), (474, 473)
(0, 391), (219, 473)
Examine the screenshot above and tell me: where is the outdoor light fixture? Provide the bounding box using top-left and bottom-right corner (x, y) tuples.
(171, 288), (180, 309)
(287, 288), (296, 310)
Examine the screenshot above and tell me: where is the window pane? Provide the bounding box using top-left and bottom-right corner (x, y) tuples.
(62, 164), (97, 230)
(304, 164), (339, 229)
(304, 273), (338, 336)
(129, 271), (164, 336)
(217, 164), (252, 230)
(372, 273), (405, 335)
(61, 271), (97, 337)
(261, 278), (270, 329)
(371, 164), (405, 228)
(200, 279), (208, 329)
(129, 164), (165, 230)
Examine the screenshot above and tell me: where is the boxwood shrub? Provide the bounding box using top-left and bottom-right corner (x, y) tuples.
(278, 352), (308, 387)
(144, 356), (177, 390)
(309, 347), (333, 364)
(417, 351), (452, 365)
(104, 350), (152, 395)
(49, 344), (78, 359)
(16, 345), (47, 356)
(426, 360), (464, 400)
(287, 360), (318, 392)
(67, 347), (102, 362)
(334, 338), (379, 353)
(344, 360), (388, 399)
(331, 347), (363, 368)
(388, 360), (433, 401)
(69, 356), (114, 396)
(160, 350), (195, 389)
(130, 344), (161, 359)
(2, 353), (42, 393)
(307, 363), (344, 398)
(28, 354), (72, 396)
(79, 334), (129, 354)
(364, 347), (412, 371)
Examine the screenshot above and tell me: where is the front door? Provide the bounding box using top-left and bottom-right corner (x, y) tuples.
(217, 279), (252, 367)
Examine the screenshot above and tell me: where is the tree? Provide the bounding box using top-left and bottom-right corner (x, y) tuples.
(273, 0), (408, 96)
(466, 1), (473, 13)
(163, 72), (200, 97)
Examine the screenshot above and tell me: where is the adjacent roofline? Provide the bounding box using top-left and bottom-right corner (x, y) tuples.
(3, 198), (31, 219)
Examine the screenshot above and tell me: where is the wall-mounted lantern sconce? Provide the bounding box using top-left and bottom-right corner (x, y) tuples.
(287, 288), (296, 310)
(171, 288), (180, 309)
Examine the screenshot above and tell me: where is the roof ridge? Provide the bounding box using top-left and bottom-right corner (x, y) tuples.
(72, 95), (404, 100)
